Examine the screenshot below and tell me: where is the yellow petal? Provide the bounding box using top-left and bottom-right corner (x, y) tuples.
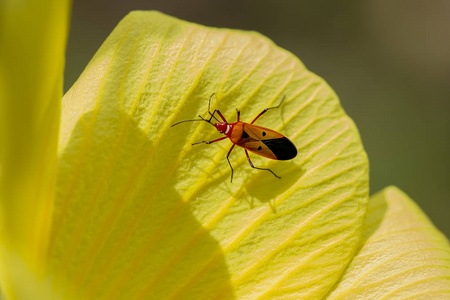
(327, 186), (450, 299)
(0, 0), (70, 298)
(51, 11), (368, 299)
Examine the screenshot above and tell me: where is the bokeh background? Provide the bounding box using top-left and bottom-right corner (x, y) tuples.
(64, 0), (450, 237)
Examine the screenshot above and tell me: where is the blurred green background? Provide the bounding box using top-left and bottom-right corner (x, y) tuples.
(64, 0), (450, 237)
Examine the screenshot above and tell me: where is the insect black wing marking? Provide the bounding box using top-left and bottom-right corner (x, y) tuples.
(262, 137), (297, 160)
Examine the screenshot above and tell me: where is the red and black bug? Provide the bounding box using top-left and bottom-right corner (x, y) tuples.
(172, 94), (297, 182)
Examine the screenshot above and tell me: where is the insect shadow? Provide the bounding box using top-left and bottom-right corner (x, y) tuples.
(243, 160), (305, 211)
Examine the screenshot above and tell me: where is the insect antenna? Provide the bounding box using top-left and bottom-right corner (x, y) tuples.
(207, 93), (221, 123)
(208, 93), (215, 115)
(172, 93), (222, 127)
(171, 115), (216, 128)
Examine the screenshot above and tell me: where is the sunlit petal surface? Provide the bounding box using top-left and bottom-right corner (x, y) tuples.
(50, 11), (368, 299)
(327, 186), (450, 299)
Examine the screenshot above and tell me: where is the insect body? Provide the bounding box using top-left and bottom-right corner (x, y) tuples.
(172, 94), (297, 182)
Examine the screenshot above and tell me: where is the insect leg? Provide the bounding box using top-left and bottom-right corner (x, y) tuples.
(214, 110), (227, 123)
(206, 108), (226, 123)
(226, 144), (236, 182)
(192, 136), (227, 145)
(205, 110), (220, 123)
(250, 95), (286, 125)
(245, 149), (281, 179)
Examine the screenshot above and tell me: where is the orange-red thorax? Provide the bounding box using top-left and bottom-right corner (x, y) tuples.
(214, 121), (297, 161)
(215, 121), (283, 142)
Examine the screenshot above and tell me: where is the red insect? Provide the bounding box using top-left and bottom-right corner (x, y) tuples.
(172, 94), (297, 182)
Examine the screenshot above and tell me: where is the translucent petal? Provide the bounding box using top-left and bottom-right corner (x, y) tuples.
(51, 11), (368, 299)
(0, 0), (70, 298)
(327, 186), (450, 299)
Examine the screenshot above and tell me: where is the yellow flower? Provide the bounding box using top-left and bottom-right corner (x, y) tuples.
(0, 4), (448, 300)
(0, 0), (70, 298)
